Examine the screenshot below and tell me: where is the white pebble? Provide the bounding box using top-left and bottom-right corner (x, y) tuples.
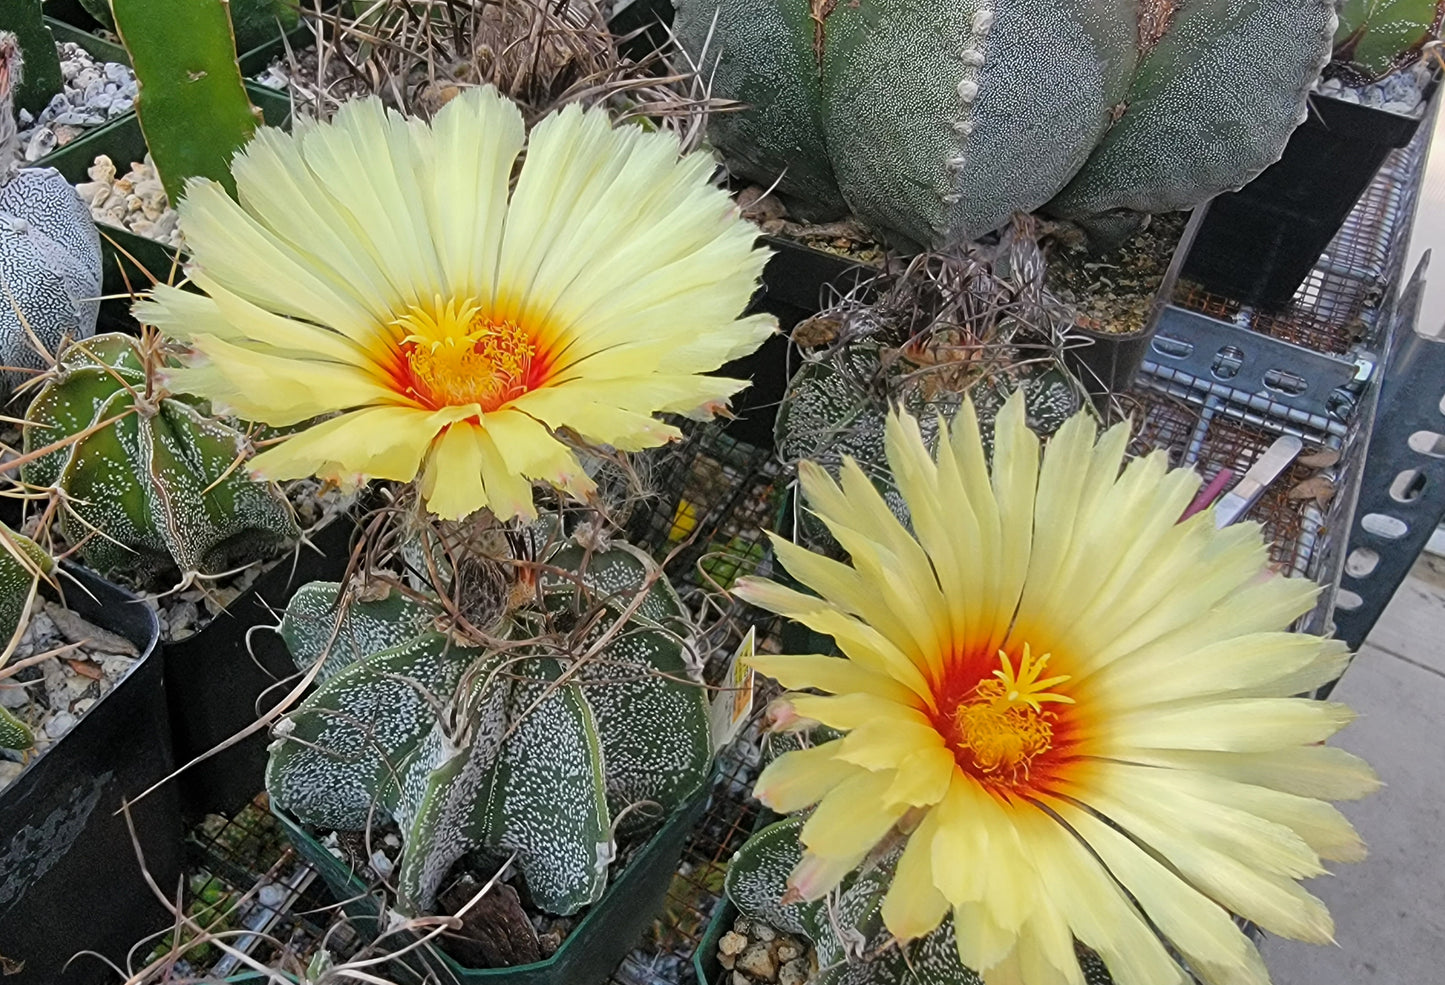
(43, 711), (78, 739)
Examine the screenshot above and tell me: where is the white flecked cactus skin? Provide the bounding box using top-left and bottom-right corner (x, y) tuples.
(675, 0), (1338, 249)
(0, 34), (100, 398)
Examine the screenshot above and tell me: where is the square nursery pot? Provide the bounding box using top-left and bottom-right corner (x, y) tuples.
(163, 514), (355, 822)
(0, 564), (178, 985)
(273, 789), (708, 985)
(35, 82), (295, 322)
(1182, 84), (1438, 309)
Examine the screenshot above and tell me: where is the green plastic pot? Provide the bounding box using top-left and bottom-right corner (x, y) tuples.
(273, 788), (708, 985)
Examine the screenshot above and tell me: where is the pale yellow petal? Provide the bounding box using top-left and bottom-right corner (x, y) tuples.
(170, 333), (399, 426)
(753, 739), (860, 813)
(931, 773), (990, 906)
(419, 422), (490, 521)
(231, 124), (405, 320)
(788, 692), (931, 732)
(1128, 746), (1381, 801)
(800, 769), (909, 859)
(507, 386), (679, 451)
(294, 97), (443, 304)
(1014, 408), (1096, 622)
(984, 391), (1040, 658)
(833, 715), (941, 772)
(881, 745), (957, 807)
(786, 844), (870, 902)
(1097, 697), (1356, 753)
(1085, 633), (1350, 707)
(177, 179), (379, 341)
(1020, 804), (1205, 985)
(734, 565), (935, 704)
(136, 278), (377, 368)
(422, 86), (524, 301)
(745, 654), (920, 705)
(1052, 798), (1273, 985)
(955, 900), (1016, 975)
(1055, 777), (1336, 943)
(250, 406), (452, 484)
(880, 809), (950, 941)
(480, 409), (595, 499)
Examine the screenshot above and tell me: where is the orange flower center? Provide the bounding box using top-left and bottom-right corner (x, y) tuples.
(944, 645), (1074, 789)
(389, 297), (550, 412)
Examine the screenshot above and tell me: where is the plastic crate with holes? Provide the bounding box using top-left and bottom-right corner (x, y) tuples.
(1129, 103), (1445, 670)
(1143, 109), (1434, 439)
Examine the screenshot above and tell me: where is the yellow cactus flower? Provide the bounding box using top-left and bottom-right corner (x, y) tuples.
(734, 395), (1377, 985)
(135, 88), (773, 521)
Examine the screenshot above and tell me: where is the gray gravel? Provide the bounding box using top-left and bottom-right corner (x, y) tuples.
(10, 42), (137, 168)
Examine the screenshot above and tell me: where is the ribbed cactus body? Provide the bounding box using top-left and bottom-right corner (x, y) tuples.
(1334, 0), (1445, 82)
(675, 0), (1337, 248)
(0, 524), (52, 752)
(266, 536), (713, 916)
(21, 333), (298, 584)
(0, 167), (102, 396)
(776, 340), (1083, 547)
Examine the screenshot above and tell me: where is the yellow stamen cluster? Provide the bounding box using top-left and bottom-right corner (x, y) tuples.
(953, 646), (1073, 784)
(394, 297), (537, 411)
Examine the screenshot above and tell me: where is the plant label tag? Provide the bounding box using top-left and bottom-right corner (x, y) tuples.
(709, 626), (756, 750)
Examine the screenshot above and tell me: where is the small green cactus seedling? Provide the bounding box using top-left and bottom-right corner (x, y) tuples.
(0, 34), (102, 400)
(266, 532), (713, 916)
(0, 523), (53, 752)
(20, 333), (299, 585)
(675, 0), (1338, 249)
(1333, 0), (1445, 82)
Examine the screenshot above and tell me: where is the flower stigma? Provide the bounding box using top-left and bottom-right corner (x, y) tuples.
(950, 644), (1073, 786)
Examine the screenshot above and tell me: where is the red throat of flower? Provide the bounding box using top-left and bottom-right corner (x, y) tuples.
(932, 644), (1078, 796)
(388, 298), (554, 413)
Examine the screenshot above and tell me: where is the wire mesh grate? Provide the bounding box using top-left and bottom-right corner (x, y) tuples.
(142, 795), (360, 981)
(1116, 388), (1331, 576)
(1172, 134), (1426, 357)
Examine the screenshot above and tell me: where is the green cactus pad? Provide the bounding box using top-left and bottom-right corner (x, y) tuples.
(111, 0), (261, 202)
(0, 706), (33, 752)
(21, 333), (299, 585)
(676, 0), (1336, 247)
(0, 524), (51, 654)
(267, 536), (713, 916)
(2, 0), (64, 118)
(1334, 0), (1445, 82)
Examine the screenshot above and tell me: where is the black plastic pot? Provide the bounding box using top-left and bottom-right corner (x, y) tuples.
(0, 565), (176, 985)
(1182, 88), (1435, 309)
(163, 515), (354, 821)
(274, 789), (707, 985)
(719, 238), (871, 446)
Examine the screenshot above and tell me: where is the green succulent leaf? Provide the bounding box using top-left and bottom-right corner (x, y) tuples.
(0, 706), (34, 752)
(675, 0), (1336, 247)
(111, 0), (260, 203)
(268, 538), (714, 917)
(1334, 0), (1445, 81)
(279, 581), (438, 683)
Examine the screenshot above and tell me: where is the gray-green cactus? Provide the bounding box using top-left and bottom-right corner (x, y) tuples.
(674, 0), (1337, 248)
(725, 817), (1116, 985)
(776, 338), (1084, 549)
(20, 333), (298, 585)
(1333, 0), (1445, 82)
(0, 524), (52, 751)
(265, 534), (714, 916)
(0, 34), (102, 400)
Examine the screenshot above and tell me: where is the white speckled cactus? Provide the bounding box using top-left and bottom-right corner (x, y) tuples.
(0, 523), (51, 751)
(20, 333), (299, 584)
(726, 816), (1117, 985)
(674, 0), (1338, 248)
(0, 33), (101, 398)
(266, 535), (713, 915)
